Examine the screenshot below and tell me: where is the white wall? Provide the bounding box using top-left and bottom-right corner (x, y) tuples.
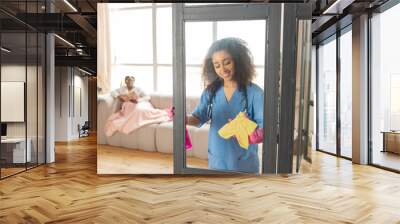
(55, 67), (89, 141)
(55, 66), (69, 141)
(72, 72), (89, 138)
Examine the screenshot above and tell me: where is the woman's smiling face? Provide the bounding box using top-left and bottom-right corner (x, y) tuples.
(212, 50), (235, 82)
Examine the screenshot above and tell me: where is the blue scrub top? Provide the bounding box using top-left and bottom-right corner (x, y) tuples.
(192, 83), (264, 173)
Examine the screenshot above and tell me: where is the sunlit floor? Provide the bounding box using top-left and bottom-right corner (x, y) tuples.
(97, 144), (208, 174)
(372, 150), (400, 171)
(97, 144), (314, 174)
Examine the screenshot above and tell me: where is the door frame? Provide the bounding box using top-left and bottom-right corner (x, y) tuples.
(172, 3), (312, 174)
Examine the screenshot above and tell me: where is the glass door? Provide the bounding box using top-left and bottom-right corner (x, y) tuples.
(173, 3), (312, 174)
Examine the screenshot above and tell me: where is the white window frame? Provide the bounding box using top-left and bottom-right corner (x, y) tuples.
(110, 3), (265, 94)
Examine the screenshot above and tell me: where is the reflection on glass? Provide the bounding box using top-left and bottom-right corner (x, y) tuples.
(340, 29), (352, 158)
(185, 24), (265, 173)
(318, 37), (337, 154)
(371, 4), (400, 171)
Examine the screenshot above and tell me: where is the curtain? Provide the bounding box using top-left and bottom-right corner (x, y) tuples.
(97, 3), (112, 94)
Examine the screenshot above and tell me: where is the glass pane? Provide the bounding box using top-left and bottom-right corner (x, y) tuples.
(371, 3), (400, 171)
(156, 66), (173, 94)
(185, 22), (213, 65)
(1, 31), (27, 177)
(317, 37), (337, 154)
(186, 66), (204, 96)
(156, 7), (172, 64)
(217, 20), (266, 65)
(340, 29), (352, 158)
(27, 31), (38, 168)
(255, 67), (264, 90)
(109, 7), (153, 64)
(185, 22), (265, 174)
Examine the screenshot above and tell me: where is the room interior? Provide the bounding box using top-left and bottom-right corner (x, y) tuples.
(0, 0), (400, 223)
(96, 3), (312, 174)
(315, 0), (400, 171)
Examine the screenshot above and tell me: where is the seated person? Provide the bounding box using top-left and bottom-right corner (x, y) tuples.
(105, 75), (173, 137)
(111, 75), (150, 104)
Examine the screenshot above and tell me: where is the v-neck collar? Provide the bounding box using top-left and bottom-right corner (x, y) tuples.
(223, 87), (238, 104)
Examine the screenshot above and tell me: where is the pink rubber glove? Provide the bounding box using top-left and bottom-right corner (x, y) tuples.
(226, 117), (263, 145)
(185, 127), (192, 151)
(164, 106), (192, 150)
(248, 128), (264, 144)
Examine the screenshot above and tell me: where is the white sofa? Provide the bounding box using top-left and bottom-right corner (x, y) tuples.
(97, 93), (209, 159)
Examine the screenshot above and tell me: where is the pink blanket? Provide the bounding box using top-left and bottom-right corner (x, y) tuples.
(104, 101), (171, 137)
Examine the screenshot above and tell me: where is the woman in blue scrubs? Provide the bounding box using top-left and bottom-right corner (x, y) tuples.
(187, 37), (264, 173)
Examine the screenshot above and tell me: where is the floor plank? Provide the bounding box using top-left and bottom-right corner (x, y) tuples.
(0, 135), (399, 223)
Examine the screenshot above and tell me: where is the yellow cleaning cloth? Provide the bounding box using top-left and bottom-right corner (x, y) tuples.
(218, 112), (257, 149)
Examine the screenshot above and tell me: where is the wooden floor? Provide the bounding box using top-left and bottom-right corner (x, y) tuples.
(97, 144), (208, 174)
(1, 135), (400, 223)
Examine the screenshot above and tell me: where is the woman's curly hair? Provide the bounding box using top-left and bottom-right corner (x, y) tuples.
(201, 37), (256, 95)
